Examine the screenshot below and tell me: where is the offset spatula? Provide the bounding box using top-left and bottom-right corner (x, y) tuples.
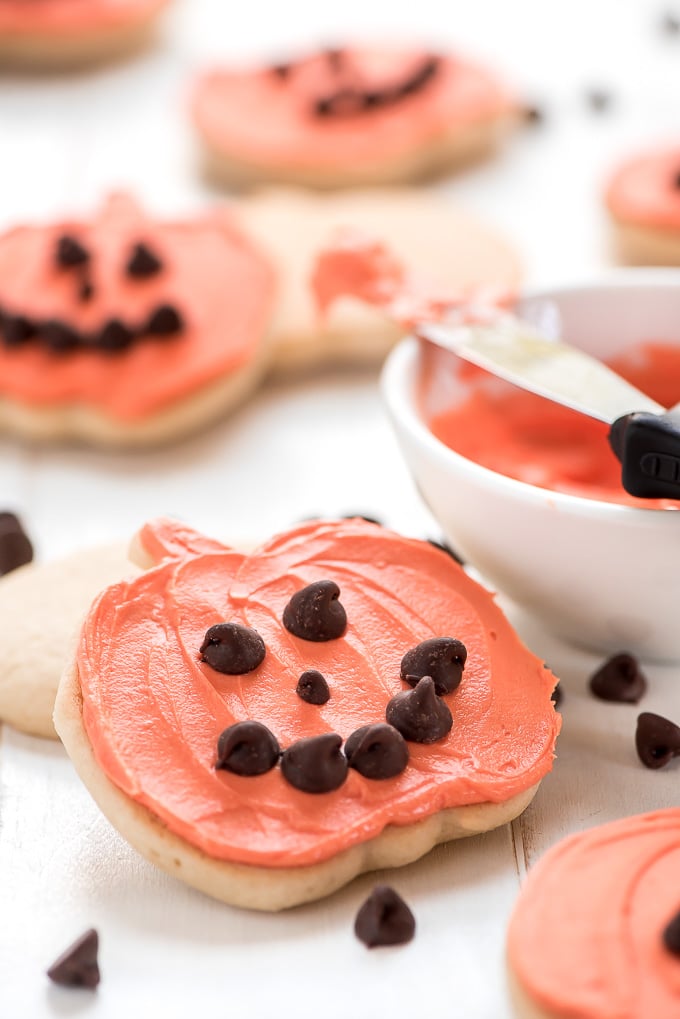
(417, 310), (680, 500)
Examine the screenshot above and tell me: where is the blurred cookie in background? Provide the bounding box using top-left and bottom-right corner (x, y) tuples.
(605, 145), (680, 264)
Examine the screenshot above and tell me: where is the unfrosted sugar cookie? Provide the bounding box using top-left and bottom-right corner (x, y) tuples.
(237, 188), (521, 370)
(507, 809), (680, 1019)
(0, 543), (137, 739)
(0, 0), (170, 68)
(192, 45), (518, 189)
(605, 146), (680, 263)
(0, 193), (275, 446)
(54, 517), (560, 911)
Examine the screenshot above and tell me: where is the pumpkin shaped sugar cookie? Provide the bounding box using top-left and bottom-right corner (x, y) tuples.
(0, 194), (276, 446)
(0, 0), (171, 68)
(192, 44), (519, 189)
(54, 517), (560, 911)
(605, 145), (680, 263)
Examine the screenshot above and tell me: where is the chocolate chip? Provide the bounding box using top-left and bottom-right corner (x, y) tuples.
(47, 928), (100, 989)
(661, 11), (680, 34)
(325, 47), (345, 71)
(2, 314), (36, 347)
(41, 319), (81, 353)
(97, 318), (136, 353)
(282, 579), (347, 642)
(314, 87), (367, 118)
(427, 538), (464, 565)
(523, 104), (546, 125)
(0, 511), (33, 576)
(345, 723), (409, 779)
(342, 513), (384, 526)
(280, 733), (347, 793)
(216, 720), (280, 776)
(400, 637), (467, 696)
(663, 910), (680, 955)
(296, 670), (330, 705)
(199, 622), (266, 674)
(354, 886), (415, 948)
(127, 242), (163, 279)
(79, 278), (94, 302)
(551, 682), (563, 709)
(386, 676), (452, 743)
(585, 87), (612, 112)
(56, 235), (90, 269)
(146, 303), (184, 336)
(589, 653), (647, 703)
(394, 55), (440, 98)
(270, 62), (292, 80)
(636, 712), (680, 769)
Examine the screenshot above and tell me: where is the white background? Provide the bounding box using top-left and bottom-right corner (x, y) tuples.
(2, 1), (680, 1016)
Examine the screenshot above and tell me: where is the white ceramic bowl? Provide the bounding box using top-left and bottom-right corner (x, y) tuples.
(381, 271), (680, 663)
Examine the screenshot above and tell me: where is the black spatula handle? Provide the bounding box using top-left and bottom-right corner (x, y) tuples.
(609, 411), (680, 499)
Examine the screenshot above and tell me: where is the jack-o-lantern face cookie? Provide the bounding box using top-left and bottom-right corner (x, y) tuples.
(0, 0), (170, 68)
(55, 517), (560, 911)
(192, 44), (518, 189)
(605, 146), (680, 264)
(507, 810), (680, 1019)
(0, 193), (276, 446)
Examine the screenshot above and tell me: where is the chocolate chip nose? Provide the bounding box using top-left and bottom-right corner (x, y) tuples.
(400, 637), (467, 695)
(280, 732), (348, 793)
(282, 579), (347, 641)
(199, 622), (266, 674)
(386, 676), (452, 744)
(635, 712), (680, 769)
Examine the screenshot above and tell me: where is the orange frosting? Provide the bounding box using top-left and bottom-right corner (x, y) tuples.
(606, 147), (680, 230)
(77, 517), (560, 868)
(507, 810), (680, 1019)
(0, 194), (275, 420)
(192, 46), (514, 173)
(428, 342), (680, 508)
(0, 0), (167, 34)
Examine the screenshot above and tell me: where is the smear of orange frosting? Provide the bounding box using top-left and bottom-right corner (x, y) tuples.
(0, 194), (275, 420)
(193, 46), (515, 172)
(77, 517), (560, 868)
(606, 147), (680, 230)
(0, 0), (167, 33)
(508, 810), (680, 1019)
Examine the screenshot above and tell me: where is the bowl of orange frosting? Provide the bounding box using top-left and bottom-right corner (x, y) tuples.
(381, 270), (680, 662)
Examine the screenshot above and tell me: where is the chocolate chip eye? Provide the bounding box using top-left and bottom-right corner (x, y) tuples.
(400, 637), (467, 696)
(635, 712), (680, 769)
(663, 910), (680, 956)
(199, 622), (266, 675)
(345, 723), (409, 779)
(282, 580), (347, 642)
(386, 676), (452, 744)
(215, 721), (280, 776)
(354, 886), (416, 948)
(296, 670), (330, 705)
(55, 235), (90, 269)
(280, 733), (348, 793)
(146, 304), (183, 336)
(589, 653), (647, 703)
(127, 242), (163, 279)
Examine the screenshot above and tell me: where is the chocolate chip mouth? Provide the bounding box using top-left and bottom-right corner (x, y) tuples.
(313, 54), (441, 118)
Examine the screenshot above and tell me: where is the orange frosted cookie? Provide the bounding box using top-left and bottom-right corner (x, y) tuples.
(605, 146), (680, 263)
(192, 44), (518, 189)
(54, 517), (560, 910)
(0, 0), (170, 67)
(0, 193), (275, 446)
(507, 810), (680, 1019)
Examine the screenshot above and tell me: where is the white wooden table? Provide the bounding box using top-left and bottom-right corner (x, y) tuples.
(2, 1), (680, 1015)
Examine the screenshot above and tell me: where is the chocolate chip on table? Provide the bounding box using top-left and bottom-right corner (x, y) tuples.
(296, 670), (331, 705)
(97, 318), (136, 353)
(400, 637), (467, 696)
(2, 313), (36, 346)
(345, 723), (409, 779)
(199, 622), (266, 674)
(635, 712), (680, 769)
(127, 242), (163, 279)
(663, 910), (680, 955)
(427, 538), (464, 565)
(55, 235), (90, 269)
(661, 10), (680, 34)
(551, 682), (563, 709)
(146, 303), (184, 336)
(386, 676), (452, 743)
(47, 928), (100, 989)
(585, 87), (612, 112)
(41, 319), (81, 353)
(589, 653), (647, 703)
(283, 579), (347, 641)
(354, 886), (416, 948)
(523, 103), (546, 125)
(0, 512), (33, 576)
(216, 720), (280, 776)
(280, 732), (348, 793)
